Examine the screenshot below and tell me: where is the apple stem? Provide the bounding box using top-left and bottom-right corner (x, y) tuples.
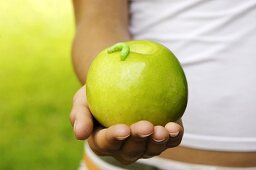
(107, 42), (130, 61)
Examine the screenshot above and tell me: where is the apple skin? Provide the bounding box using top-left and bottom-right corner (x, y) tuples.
(86, 40), (188, 127)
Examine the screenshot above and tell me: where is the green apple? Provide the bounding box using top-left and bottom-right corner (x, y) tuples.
(86, 40), (188, 127)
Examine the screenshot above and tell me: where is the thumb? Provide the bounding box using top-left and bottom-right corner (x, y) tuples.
(70, 86), (94, 140)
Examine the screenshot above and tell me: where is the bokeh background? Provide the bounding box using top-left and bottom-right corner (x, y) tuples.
(0, 1), (83, 169)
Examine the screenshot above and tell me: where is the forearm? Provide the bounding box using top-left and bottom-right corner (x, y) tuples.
(72, 0), (130, 84)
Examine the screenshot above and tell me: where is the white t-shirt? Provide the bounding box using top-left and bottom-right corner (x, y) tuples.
(129, 0), (256, 151)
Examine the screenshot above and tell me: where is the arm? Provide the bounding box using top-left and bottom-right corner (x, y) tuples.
(70, 0), (184, 164)
(72, 0), (130, 83)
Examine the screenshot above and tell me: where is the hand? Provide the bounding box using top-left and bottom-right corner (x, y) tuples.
(70, 85), (184, 164)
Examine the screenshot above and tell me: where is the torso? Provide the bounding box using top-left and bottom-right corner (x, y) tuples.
(129, 0), (256, 166)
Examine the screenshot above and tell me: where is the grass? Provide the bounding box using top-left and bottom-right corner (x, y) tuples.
(0, 1), (84, 169)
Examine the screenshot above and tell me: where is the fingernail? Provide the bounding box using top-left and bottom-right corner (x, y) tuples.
(169, 131), (179, 137)
(116, 135), (130, 140)
(152, 138), (166, 143)
(74, 120), (77, 130)
(139, 132), (153, 138)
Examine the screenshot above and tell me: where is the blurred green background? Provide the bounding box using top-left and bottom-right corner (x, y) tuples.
(0, 1), (84, 169)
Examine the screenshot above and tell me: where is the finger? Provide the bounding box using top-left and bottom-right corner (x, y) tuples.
(70, 86), (93, 140)
(165, 121), (184, 148)
(119, 121), (154, 163)
(143, 126), (169, 158)
(88, 124), (130, 155)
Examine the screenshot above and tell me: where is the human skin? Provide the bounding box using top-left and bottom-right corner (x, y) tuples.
(70, 0), (184, 164)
